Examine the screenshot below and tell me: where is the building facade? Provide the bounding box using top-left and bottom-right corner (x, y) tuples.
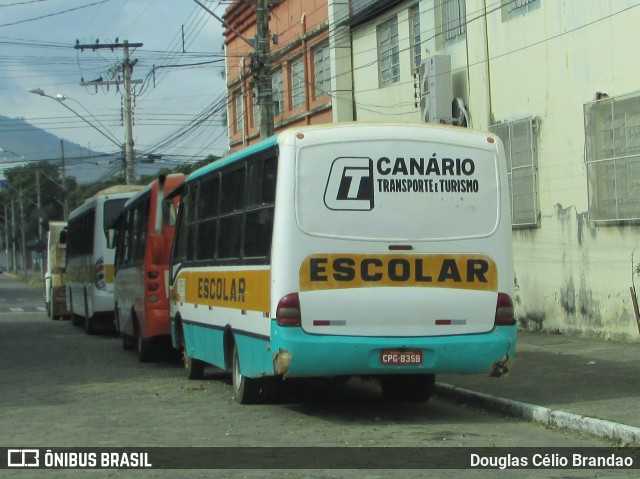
(225, 0), (640, 340)
(223, 0), (331, 150)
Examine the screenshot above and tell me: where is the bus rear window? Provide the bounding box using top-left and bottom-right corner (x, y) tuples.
(104, 198), (128, 245)
(295, 139), (501, 241)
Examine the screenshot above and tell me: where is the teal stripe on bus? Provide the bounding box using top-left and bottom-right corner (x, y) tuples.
(187, 135), (280, 182)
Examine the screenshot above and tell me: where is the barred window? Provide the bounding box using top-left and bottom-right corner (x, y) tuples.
(377, 16), (399, 87)
(272, 69), (284, 117)
(584, 92), (640, 222)
(504, 0), (539, 20)
(234, 90), (244, 134)
(290, 56), (305, 109)
(313, 41), (330, 99)
(441, 0), (466, 42)
(410, 4), (421, 73)
(490, 117), (539, 227)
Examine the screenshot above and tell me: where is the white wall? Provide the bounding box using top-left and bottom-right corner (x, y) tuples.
(344, 0), (640, 340)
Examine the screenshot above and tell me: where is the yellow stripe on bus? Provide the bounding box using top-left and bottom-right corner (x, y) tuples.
(175, 269), (271, 311)
(104, 264), (115, 284)
(299, 254), (498, 292)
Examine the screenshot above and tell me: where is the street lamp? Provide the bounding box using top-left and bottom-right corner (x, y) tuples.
(29, 88), (135, 184)
(0, 148), (25, 161)
(55, 93), (121, 147)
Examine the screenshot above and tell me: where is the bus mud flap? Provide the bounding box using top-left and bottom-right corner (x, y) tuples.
(489, 354), (510, 377)
(273, 349), (292, 376)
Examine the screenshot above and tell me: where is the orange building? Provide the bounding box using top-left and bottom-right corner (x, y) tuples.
(223, 0), (331, 150)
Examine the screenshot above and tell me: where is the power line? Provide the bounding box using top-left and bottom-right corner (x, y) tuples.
(0, 0), (113, 28)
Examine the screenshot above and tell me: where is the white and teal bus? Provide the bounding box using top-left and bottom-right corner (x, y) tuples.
(169, 122), (516, 403)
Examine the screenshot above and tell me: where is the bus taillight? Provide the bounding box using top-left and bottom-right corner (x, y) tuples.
(276, 293), (301, 327)
(146, 271), (160, 302)
(494, 293), (515, 326)
(95, 257), (106, 290)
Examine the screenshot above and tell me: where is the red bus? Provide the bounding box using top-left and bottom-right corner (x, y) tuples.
(113, 174), (185, 361)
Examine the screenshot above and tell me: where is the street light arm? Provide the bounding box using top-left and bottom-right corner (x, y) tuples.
(29, 89), (122, 149)
(55, 94), (121, 147)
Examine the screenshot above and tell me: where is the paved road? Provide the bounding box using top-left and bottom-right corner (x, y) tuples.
(0, 273), (44, 314)
(0, 275), (630, 479)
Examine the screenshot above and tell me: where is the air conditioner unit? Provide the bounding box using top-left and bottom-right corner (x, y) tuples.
(420, 55), (452, 124)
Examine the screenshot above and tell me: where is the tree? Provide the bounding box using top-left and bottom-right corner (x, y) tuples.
(0, 162), (72, 245)
(0, 154), (220, 267)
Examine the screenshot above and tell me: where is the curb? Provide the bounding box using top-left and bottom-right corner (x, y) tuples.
(434, 383), (640, 446)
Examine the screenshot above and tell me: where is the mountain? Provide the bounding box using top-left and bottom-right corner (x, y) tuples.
(0, 115), (163, 184)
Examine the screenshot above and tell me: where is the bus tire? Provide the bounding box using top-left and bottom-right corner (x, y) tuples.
(380, 375), (435, 402)
(122, 334), (135, 351)
(411, 374), (435, 402)
(180, 333), (205, 380)
(260, 376), (282, 404)
(136, 323), (154, 363)
(69, 291), (82, 327)
(85, 315), (96, 335)
(71, 314), (82, 327)
(184, 354), (205, 380)
(116, 308), (135, 350)
(232, 344), (260, 404)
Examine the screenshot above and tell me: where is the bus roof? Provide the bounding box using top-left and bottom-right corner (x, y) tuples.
(124, 173), (185, 207)
(187, 135), (279, 182)
(69, 184), (145, 220)
(186, 122), (502, 184)
(95, 185), (145, 196)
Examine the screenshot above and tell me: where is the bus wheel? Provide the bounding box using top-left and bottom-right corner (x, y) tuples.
(85, 316), (96, 335)
(411, 374), (436, 402)
(232, 344), (260, 404)
(380, 375), (435, 402)
(122, 334), (135, 351)
(116, 311), (133, 350)
(71, 314), (83, 327)
(184, 353), (205, 380)
(181, 335), (204, 380)
(136, 326), (154, 363)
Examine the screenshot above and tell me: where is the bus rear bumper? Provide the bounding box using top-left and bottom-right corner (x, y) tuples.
(269, 325), (517, 378)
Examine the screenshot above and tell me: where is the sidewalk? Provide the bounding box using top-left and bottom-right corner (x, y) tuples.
(435, 330), (640, 445)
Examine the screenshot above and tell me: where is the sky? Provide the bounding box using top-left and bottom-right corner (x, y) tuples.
(0, 0), (231, 180)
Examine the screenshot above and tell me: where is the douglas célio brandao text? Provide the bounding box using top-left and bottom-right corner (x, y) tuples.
(470, 452), (634, 469)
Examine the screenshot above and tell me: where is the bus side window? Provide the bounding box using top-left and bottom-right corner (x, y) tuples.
(244, 207), (273, 258)
(244, 156), (277, 260)
(186, 186), (198, 262)
(172, 194), (190, 266)
(195, 175), (220, 261)
(218, 167), (245, 260)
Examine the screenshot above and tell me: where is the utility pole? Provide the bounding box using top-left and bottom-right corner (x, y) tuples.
(10, 199), (16, 273)
(36, 172), (44, 275)
(122, 41), (136, 183)
(19, 190), (26, 272)
(3, 205), (9, 272)
(255, 0), (274, 138)
(75, 40), (143, 184)
(193, 0), (274, 138)
(60, 140), (68, 220)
